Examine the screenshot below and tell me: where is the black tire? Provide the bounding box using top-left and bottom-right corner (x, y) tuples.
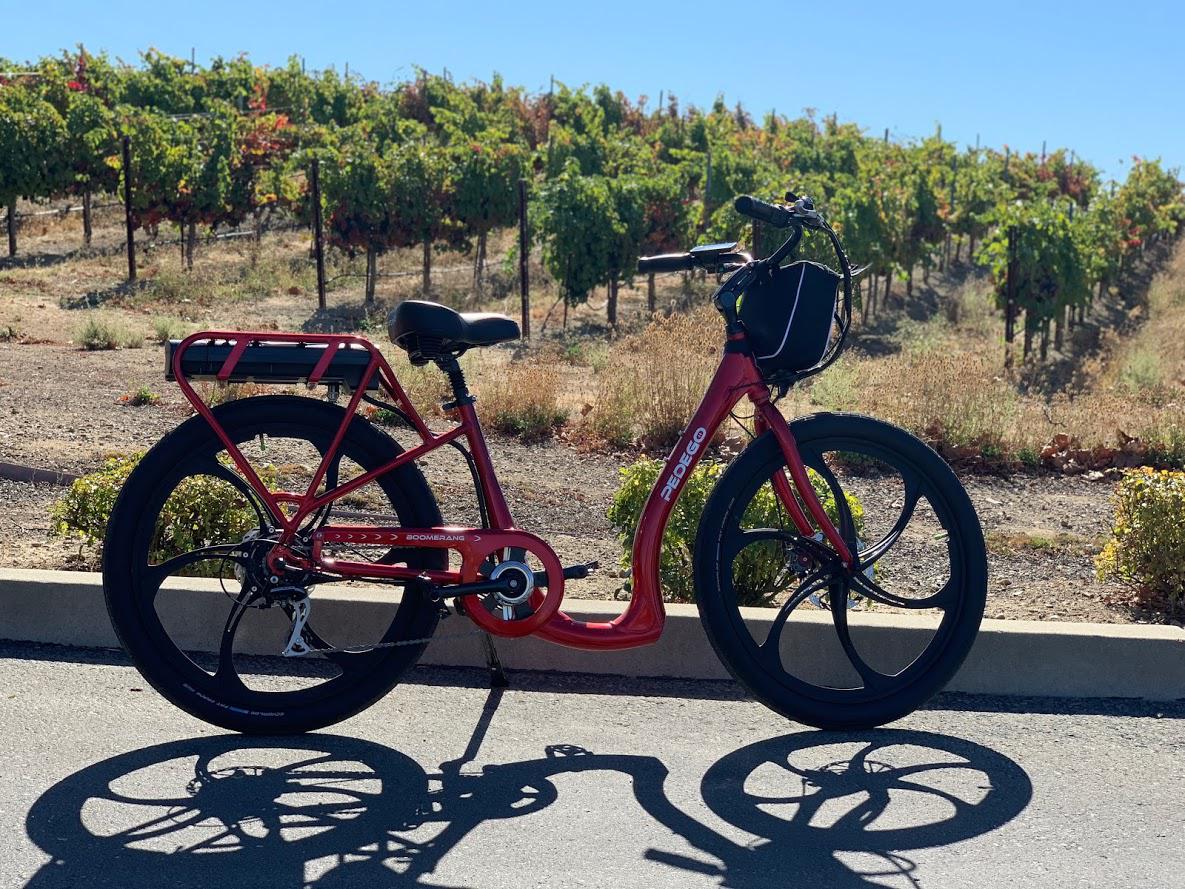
(103, 395), (446, 734)
(694, 412), (986, 729)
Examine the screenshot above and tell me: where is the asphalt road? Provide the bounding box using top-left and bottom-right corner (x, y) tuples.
(1, 642), (1183, 889)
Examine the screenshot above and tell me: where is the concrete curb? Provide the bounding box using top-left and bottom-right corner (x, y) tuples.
(0, 462), (78, 486)
(2, 568), (1183, 700)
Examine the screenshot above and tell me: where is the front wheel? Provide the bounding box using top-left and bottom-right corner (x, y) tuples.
(694, 412), (986, 729)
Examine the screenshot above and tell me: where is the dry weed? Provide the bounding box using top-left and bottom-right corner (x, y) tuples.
(578, 308), (721, 450)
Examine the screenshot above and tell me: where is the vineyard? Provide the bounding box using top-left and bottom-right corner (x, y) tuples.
(6, 49), (1185, 623)
(1, 48), (1182, 359)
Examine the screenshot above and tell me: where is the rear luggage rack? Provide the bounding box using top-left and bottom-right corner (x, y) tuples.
(166, 339), (379, 391)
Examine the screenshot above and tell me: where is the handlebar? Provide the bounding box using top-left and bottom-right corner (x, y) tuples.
(637, 252), (695, 273)
(637, 189), (857, 384)
(734, 194), (824, 229)
(733, 195), (795, 228)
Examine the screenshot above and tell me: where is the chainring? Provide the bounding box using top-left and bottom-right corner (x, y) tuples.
(458, 531), (565, 638)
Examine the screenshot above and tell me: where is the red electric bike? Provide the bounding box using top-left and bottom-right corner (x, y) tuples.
(102, 194), (986, 734)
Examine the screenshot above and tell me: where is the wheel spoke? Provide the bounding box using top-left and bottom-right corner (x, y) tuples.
(704, 419), (983, 710)
(831, 582), (892, 690)
(848, 571), (954, 610)
(759, 565), (835, 665)
(144, 544), (249, 591)
(723, 527), (796, 565)
(111, 404), (455, 726)
(857, 476), (923, 569)
(799, 449), (857, 544)
(200, 458), (273, 528)
(213, 593), (254, 694)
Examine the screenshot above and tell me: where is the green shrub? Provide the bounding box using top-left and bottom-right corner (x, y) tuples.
(1016, 446), (1040, 468)
(51, 454), (273, 576)
(607, 457), (864, 605)
(1096, 468), (1185, 616)
(75, 314), (142, 350)
(367, 406), (404, 426)
(120, 385), (159, 406)
(151, 315), (191, 344)
(1120, 348), (1163, 392)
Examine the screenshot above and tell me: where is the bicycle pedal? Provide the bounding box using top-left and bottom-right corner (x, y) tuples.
(562, 561), (600, 580)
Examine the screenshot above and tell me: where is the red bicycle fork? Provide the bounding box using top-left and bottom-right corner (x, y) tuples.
(169, 331), (853, 652)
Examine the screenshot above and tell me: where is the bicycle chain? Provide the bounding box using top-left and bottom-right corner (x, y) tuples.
(293, 608), (489, 656)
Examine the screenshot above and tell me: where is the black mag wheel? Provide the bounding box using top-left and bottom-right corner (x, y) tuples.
(694, 412), (986, 729)
(102, 395), (447, 734)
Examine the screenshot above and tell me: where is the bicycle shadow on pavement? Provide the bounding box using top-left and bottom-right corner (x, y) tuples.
(23, 690), (1032, 889)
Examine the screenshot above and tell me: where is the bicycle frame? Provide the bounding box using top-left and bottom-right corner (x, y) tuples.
(171, 328), (853, 652)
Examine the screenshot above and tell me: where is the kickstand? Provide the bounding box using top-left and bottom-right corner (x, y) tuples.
(481, 632), (509, 689)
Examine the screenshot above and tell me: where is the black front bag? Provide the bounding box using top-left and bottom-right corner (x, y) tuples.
(739, 260), (840, 378)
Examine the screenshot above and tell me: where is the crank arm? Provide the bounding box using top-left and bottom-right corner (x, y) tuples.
(535, 561), (600, 588)
(433, 561), (599, 599)
(436, 577), (515, 598)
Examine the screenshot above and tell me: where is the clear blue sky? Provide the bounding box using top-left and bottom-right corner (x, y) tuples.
(4, 0), (1182, 180)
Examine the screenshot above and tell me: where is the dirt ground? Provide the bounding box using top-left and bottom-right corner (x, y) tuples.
(0, 333), (1148, 625)
(0, 217), (1168, 627)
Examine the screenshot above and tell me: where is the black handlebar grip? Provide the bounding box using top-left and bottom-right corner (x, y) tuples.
(637, 252), (694, 273)
(734, 194), (794, 228)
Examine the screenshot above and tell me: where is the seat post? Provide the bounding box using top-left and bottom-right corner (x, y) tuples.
(436, 355), (475, 410)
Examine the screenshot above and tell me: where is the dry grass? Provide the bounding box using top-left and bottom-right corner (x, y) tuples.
(151, 315), (192, 343)
(1103, 245), (1185, 393)
(477, 359), (569, 442)
(74, 313), (144, 350)
(801, 338), (1185, 466)
(576, 308), (722, 450)
(383, 353), (453, 419)
(134, 251), (320, 307)
(807, 347), (1026, 456)
(12, 206), (1185, 472)
(986, 529), (1090, 555)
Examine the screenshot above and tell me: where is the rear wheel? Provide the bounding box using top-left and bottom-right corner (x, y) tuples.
(102, 395), (446, 733)
(694, 412), (986, 729)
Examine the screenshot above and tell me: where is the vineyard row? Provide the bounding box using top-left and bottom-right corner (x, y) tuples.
(2, 48), (1183, 351)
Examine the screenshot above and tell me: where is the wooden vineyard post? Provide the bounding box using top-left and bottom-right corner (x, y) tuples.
(751, 219), (761, 259)
(121, 135), (136, 283)
(4, 199), (15, 258)
(185, 221), (196, 271)
(1004, 227), (1017, 369)
(82, 191), (92, 248)
(310, 158), (327, 311)
(948, 155), (958, 265)
(364, 247), (377, 309)
(518, 178), (530, 339)
(702, 146), (712, 231)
